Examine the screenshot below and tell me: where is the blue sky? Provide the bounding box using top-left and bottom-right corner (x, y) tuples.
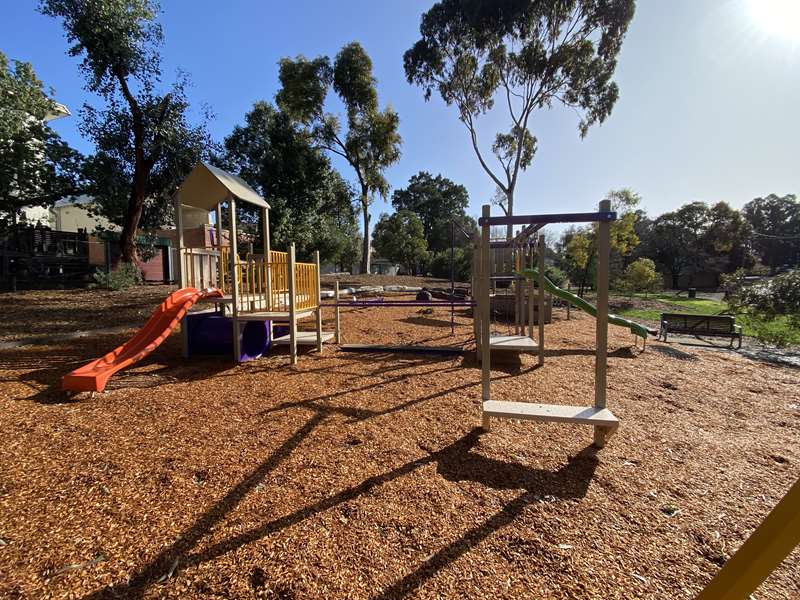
(3, 0), (799, 234)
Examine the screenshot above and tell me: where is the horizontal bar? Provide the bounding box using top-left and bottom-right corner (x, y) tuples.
(479, 211), (617, 226)
(340, 344), (465, 355)
(332, 301), (473, 308)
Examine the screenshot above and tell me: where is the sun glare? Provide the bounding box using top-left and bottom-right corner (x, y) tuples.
(747, 0), (800, 42)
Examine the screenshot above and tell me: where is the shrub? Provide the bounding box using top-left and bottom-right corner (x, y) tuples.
(92, 262), (142, 291)
(621, 258), (660, 297)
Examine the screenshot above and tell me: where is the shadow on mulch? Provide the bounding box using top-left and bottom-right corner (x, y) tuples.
(2, 336), (232, 405)
(649, 345), (700, 362)
(84, 426), (598, 599)
(400, 315), (468, 329)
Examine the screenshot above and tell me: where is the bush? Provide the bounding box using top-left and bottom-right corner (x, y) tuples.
(92, 262), (142, 291)
(724, 268), (800, 347)
(428, 247), (473, 282)
(621, 258), (660, 297)
(544, 265), (567, 287)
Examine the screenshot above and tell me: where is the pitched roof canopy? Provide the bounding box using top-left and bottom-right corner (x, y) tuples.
(176, 162), (269, 211)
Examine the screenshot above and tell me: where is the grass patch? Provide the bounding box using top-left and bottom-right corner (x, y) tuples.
(614, 295), (800, 346)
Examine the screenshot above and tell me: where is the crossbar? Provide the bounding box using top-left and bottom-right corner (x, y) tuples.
(479, 211), (617, 226)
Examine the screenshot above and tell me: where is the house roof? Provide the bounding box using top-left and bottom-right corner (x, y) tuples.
(176, 162), (269, 211)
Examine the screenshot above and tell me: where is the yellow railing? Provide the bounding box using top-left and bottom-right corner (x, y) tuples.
(192, 247), (318, 314)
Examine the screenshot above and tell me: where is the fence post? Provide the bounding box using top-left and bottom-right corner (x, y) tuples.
(480, 205), (492, 430)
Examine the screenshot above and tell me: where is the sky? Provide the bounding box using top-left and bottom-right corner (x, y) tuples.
(2, 0), (799, 235)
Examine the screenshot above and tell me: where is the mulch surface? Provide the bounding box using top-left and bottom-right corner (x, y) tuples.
(0, 290), (798, 599)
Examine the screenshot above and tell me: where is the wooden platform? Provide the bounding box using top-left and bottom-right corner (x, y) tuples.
(489, 335), (538, 352)
(236, 309), (315, 321)
(272, 331), (334, 346)
(482, 401), (619, 429)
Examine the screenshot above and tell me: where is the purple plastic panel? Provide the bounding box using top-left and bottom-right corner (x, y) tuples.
(186, 313), (270, 362)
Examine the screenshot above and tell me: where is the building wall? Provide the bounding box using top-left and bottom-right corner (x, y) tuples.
(54, 204), (118, 233)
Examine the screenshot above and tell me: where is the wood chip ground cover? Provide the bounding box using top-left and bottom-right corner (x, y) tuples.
(0, 290), (798, 598)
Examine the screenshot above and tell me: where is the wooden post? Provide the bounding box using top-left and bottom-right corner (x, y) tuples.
(314, 250), (323, 353)
(174, 193), (186, 288)
(538, 234), (545, 366)
(262, 207), (271, 310)
(288, 243), (297, 365)
(567, 282), (571, 320)
(528, 278), (535, 339)
(696, 477), (800, 600)
(594, 199), (611, 447)
(334, 280), (341, 344)
(480, 205), (492, 431)
(174, 192), (189, 358)
(214, 202), (223, 291)
(229, 194), (241, 363)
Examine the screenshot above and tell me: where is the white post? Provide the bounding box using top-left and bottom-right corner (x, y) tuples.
(229, 194), (241, 363)
(288, 243), (297, 365)
(538, 234), (545, 367)
(480, 205), (492, 431)
(174, 193), (186, 288)
(315, 250), (323, 352)
(594, 199), (611, 447)
(174, 192), (190, 358)
(334, 280), (341, 344)
(214, 202), (223, 291)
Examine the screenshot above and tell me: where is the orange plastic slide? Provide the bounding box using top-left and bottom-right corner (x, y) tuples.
(62, 287), (222, 393)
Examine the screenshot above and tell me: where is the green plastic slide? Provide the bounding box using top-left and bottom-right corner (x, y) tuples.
(519, 268), (649, 340)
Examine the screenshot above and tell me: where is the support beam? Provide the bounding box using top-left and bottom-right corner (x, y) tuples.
(334, 280), (341, 344)
(314, 250), (323, 353)
(480, 204), (492, 430)
(538, 234), (545, 367)
(288, 243), (297, 365)
(174, 192), (189, 358)
(594, 199), (611, 447)
(262, 207), (271, 310)
(228, 194), (241, 363)
(696, 477), (800, 600)
(214, 202), (223, 292)
(479, 211), (617, 227)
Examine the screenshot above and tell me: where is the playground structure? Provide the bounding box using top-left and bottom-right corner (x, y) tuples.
(62, 163), (329, 393)
(474, 201), (622, 447)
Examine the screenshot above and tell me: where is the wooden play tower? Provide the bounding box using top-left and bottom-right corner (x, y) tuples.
(173, 163), (331, 364)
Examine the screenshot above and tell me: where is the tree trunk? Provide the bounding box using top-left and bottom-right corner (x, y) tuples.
(119, 164), (148, 263)
(671, 271), (680, 289)
(360, 192), (371, 274)
(505, 188), (514, 240)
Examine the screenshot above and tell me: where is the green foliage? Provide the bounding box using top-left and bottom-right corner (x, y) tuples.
(621, 258), (660, 297)
(92, 262), (142, 290)
(742, 194), (799, 274)
(0, 51), (84, 223)
(637, 200), (754, 288)
(80, 75), (214, 230)
(544, 266), (567, 288)
(428, 246), (474, 282)
(560, 189), (642, 294)
(41, 0), (212, 262)
(277, 42), (402, 273)
(220, 100), (359, 265)
(391, 171), (473, 253)
(726, 269), (800, 327)
(404, 0), (635, 235)
(372, 210), (428, 275)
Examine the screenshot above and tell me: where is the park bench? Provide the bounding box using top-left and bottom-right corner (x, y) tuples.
(658, 313), (743, 348)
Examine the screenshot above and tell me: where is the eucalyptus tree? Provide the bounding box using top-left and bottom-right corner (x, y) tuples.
(277, 42), (402, 273)
(0, 51), (83, 225)
(41, 0), (212, 262)
(404, 0), (636, 238)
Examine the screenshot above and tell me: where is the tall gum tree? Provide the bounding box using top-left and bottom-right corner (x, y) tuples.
(277, 42), (401, 274)
(404, 0), (636, 238)
(41, 0), (211, 262)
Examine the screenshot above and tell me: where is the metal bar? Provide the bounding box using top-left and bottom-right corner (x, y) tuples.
(594, 199), (611, 447)
(479, 211), (617, 227)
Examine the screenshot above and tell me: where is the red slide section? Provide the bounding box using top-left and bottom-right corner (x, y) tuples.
(62, 287), (222, 393)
